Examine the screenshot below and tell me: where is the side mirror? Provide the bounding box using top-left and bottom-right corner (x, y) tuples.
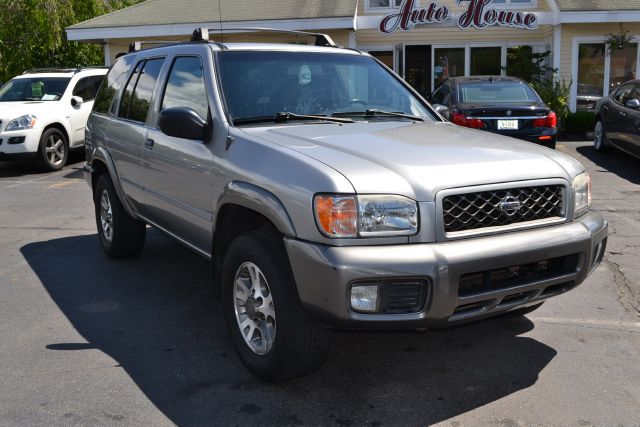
(71, 96), (83, 108)
(625, 99), (640, 109)
(158, 107), (206, 141)
(433, 104), (450, 119)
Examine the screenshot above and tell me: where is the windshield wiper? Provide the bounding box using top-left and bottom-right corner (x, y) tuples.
(234, 112), (354, 125)
(333, 109), (425, 122)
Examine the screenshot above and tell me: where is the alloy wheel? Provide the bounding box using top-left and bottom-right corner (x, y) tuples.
(100, 189), (113, 243)
(233, 262), (276, 355)
(45, 134), (65, 166)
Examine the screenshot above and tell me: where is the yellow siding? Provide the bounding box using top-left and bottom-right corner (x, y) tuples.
(356, 25), (552, 46)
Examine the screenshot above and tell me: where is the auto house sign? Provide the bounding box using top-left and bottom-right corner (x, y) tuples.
(379, 0), (538, 35)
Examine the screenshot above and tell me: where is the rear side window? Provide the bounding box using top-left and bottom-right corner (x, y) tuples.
(94, 56), (135, 114)
(119, 58), (165, 123)
(72, 77), (96, 101)
(161, 56), (208, 119)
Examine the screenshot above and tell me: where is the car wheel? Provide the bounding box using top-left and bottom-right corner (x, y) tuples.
(594, 120), (609, 152)
(36, 128), (68, 171)
(222, 229), (330, 382)
(500, 302), (544, 318)
(94, 174), (146, 258)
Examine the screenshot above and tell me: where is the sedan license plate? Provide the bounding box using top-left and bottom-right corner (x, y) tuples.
(497, 119), (519, 130)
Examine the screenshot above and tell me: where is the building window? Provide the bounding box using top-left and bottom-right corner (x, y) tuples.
(471, 47), (502, 75)
(610, 43), (638, 94)
(368, 0), (402, 9)
(575, 41), (639, 111)
(434, 48), (465, 90)
(369, 51), (394, 69)
(491, 0), (535, 6)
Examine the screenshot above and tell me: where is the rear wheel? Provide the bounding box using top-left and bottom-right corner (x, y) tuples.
(36, 128), (68, 171)
(94, 174), (146, 258)
(221, 230), (330, 382)
(594, 120), (609, 152)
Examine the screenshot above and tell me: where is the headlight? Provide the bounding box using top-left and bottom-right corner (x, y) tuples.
(5, 114), (37, 131)
(572, 172), (591, 217)
(314, 194), (418, 238)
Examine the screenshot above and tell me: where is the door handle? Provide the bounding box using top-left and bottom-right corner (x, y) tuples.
(144, 139), (155, 150)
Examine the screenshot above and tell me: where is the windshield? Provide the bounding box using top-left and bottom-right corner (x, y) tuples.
(217, 51), (435, 123)
(0, 77), (71, 102)
(459, 81), (541, 104)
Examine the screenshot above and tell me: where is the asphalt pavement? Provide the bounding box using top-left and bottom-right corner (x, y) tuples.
(0, 143), (638, 426)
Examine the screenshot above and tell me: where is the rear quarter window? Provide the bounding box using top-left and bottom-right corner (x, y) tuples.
(93, 56), (136, 115)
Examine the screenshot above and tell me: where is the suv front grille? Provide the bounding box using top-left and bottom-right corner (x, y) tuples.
(442, 185), (564, 234)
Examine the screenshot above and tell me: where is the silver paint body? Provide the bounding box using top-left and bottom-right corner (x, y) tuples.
(84, 42), (607, 328)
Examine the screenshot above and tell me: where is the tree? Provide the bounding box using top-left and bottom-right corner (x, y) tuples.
(0, 0), (143, 82)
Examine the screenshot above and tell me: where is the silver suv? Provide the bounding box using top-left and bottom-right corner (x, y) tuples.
(84, 30), (608, 381)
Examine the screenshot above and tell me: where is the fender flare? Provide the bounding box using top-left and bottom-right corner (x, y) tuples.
(214, 181), (297, 238)
(90, 146), (137, 219)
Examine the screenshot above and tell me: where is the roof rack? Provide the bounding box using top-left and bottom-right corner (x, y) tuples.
(191, 27), (338, 48)
(22, 67), (109, 75)
(128, 41), (183, 52)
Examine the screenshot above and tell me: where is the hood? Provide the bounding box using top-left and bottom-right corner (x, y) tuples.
(0, 101), (49, 121)
(240, 121), (583, 202)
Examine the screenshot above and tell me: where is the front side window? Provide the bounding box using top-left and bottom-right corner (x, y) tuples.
(217, 51), (435, 123)
(72, 77), (96, 101)
(0, 77), (71, 102)
(431, 82), (450, 105)
(458, 81), (541, 104)
(613, 84), (636, 105)
(161, 56), (208, 119)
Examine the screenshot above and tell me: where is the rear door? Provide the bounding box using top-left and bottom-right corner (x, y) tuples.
(109, 57), (166, 208)
(141, 53), (214, 252)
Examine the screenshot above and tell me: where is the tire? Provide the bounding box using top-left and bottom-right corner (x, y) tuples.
(500, 302), (544, 318)
(221, 230), (330, 382)
(594, 120), (609, 152)
(36, 128), (68, 171)
(94, 174), (146, 258)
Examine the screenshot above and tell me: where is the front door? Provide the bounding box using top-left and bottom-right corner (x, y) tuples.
(69, 76), (98, 144)
(141, 55), (214, 253)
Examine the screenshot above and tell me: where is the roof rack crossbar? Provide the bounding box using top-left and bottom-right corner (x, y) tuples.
(191, 27), (338, 48)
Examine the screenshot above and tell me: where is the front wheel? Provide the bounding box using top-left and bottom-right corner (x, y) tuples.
(36, 128), (68, 171)
(221, 230), (330, 382)
(594, 120), (609, 152)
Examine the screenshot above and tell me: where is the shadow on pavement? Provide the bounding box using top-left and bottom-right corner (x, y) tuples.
(21, 231), (556, 425)
(577, 145), (640, 185)
(0, 151), (84, 178)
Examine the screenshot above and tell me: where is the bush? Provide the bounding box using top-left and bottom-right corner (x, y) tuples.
(531, 78), (572, 126)
(564, 112), (596, 133)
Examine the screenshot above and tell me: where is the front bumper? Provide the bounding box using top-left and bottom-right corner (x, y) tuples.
(285, 211), (607, 329)
(0, 129), (40, 159)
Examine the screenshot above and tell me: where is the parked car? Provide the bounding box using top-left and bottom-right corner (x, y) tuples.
(431, 76), (558, 149)
(0, 67), (108, 170)
(593, 79), (640, 159)
(84, 31), (607, 381)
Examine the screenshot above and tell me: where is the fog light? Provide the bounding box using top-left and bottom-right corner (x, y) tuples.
(8, 136), (26, 145)
(350, 284), (379, 312)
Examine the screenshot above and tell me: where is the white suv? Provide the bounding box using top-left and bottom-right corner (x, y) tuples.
(0, 67), (108, 171)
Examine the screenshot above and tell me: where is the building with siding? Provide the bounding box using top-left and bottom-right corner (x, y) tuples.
(66, 0), (640, 112)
